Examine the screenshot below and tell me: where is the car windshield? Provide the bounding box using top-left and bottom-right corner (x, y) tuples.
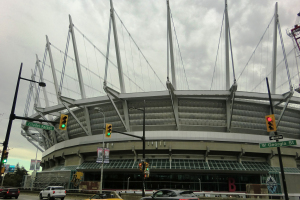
(179, 191), (196, 197)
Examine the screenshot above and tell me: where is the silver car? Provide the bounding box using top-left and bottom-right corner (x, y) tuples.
(141, 189), (199, 200)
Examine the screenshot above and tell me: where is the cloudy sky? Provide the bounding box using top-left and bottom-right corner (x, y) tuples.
(1, 0), (300, 172)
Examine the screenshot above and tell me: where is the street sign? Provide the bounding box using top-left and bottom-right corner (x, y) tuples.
(269, 135), (283, 140)
(260, 140), (297, 148)
(26, 122), (54, 130)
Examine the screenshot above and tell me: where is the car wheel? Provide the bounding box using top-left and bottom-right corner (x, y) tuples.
(39, 194), (43, 200)
(15, 196), (18, 199)
(61, 198), (64, 200)
(3, 195), (6, 199)
(47, 194), (51, 200)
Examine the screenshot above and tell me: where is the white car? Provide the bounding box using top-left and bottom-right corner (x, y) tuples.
(39, 186), (66, 200)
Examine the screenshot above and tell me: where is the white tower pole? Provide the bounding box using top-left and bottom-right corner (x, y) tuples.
(271, 2), (278, 94)
(225, 0), (230, 90)
(110, 0), (126, 93)
(167, 0), (176, 89)
(69, 15), (87, 98)
(46, 35), (60, 103)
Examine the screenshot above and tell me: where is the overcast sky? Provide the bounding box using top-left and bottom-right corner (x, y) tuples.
(0, 0), (300, 172)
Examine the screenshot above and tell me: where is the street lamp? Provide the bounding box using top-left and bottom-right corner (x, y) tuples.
(198, 178), (201, 192)
(127, 177), (130, 191)
(94, 107), (105, 194)
(1, 63), (46, 170)
(129, 100), (146, 197)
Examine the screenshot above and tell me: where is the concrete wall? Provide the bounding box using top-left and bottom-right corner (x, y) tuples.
(270, 156), (297, 168)
(281, 173), (300, 193)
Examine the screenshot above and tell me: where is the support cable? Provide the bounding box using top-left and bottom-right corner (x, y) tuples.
(251, 47), (295, 91)
(237, 16), (274, 81)
(170, 9), (189, 89)
(34, 46), (48, 106)
(211, 11), (225, 90)
(73, 25), (144, 92)
(114, 11), (166, 89)
(278, 20), (292, 88)
(50, 43), (120, 91)
(58, 31), (71, 93)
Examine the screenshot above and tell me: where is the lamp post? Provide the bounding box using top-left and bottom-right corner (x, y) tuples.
(95, 107), (105, 194)
(127, 177), (130, 191)
(129, 100), (146, 197)
(1, 63), (46, 171)
(198, 178), (201, 192)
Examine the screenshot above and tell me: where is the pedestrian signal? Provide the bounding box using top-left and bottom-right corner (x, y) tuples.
(59, 114), (68, 130)
(265, 114), (277, 132)
(105, 124), (112, 138)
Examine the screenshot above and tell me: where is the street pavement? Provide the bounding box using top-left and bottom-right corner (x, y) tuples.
(0, 193), (87, 200)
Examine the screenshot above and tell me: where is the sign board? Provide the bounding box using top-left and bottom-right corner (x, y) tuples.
(269, 135), (283, 140)
(8, 165), (15, 173)
(266, 176), (277, 194)
(26, 122), (54, 130)
(260, 140), (297, 148)
(30, 159), (41, 170)
(96, 148), (110, 163)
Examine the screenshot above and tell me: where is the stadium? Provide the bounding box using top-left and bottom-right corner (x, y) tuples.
(21, 0), (300, 194)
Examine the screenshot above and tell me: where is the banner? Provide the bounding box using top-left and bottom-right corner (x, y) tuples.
(104, 148), (110, 163)
(96, 148), (103, 163)
(30, 159), (41, 170)
(96, 148), (109, 163)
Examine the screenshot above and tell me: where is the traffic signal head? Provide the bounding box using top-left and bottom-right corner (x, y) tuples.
(265, 114), (277, 132)
(138, 162), (143, 171)
(105, 124), (112, 138)
(59, 114), (68, 130)
(2, 150), (8, 164)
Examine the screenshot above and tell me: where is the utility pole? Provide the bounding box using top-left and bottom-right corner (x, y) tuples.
(266, 77), (289, 200)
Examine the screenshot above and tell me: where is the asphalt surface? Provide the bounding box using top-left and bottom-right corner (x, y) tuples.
(0, 193), (88, 200)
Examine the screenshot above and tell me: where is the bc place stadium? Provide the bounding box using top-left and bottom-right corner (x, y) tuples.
(20, 0), (300, 194)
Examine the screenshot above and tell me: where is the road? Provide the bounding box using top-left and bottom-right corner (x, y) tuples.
(0, 193), (87, 200)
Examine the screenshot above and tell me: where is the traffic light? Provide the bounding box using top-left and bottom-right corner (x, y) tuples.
(265, 114), (277, 132)
(59, 114), (68, 130)
(0, 167), (4, 175)
(2, 150), (8, 164)
(105, 124), (112, 138)
(144, 168), (150, 178)
(138, 162), (143, 171)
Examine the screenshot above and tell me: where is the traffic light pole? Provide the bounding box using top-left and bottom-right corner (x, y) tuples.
(142, 100), (146, 197)
(266, 77), (289, 200)
(1, 63), (48, 174)
(1, 63), (23, 171)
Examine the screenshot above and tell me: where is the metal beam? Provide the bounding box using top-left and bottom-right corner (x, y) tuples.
(61, 101), (91, 136)
(106, 93), (128, 131)
(271, 2), (278, 94)
(110, 0), (126, 93)
(166, 81), (179, 130)
(227, 82), (237, 132)
(167, 0), (176, 89)
(225, 0), (230, 90)
(46, 35), (60, 103)
(69, 15), (86, 98)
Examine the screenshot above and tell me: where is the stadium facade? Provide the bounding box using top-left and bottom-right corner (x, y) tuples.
(21, 0), (300, 194)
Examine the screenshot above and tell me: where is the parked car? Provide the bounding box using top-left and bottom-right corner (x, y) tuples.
(39, 186), (66, 200)
(0, 188), (20, 199)
(140, 189), (199, 200)
(85, 191), (121, 200)
(0, 186), (5, 193)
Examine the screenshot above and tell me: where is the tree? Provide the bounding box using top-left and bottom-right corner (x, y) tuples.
(3, 166), (28, 187)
